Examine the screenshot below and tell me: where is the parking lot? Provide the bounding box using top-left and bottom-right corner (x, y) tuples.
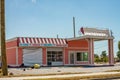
(8, 63), (120, 75)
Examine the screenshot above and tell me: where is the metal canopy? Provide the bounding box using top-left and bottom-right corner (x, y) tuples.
(68, 27), (114, 41)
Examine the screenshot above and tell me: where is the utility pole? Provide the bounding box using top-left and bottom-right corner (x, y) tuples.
(73, 17), (76, 38)
(0, 0), (8, 76)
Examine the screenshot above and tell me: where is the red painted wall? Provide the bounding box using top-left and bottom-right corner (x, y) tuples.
(18, 48), (23, 65)
(68, 39), (88, 48)
(6, 38), (18, 65)
(6, 48), (16, 65)
(6, 39), (18, 48)
(64, 39), (89, 64)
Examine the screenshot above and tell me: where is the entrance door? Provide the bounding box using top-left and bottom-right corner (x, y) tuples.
(23, 48), (42, 66)
(70, 53), (74, 64)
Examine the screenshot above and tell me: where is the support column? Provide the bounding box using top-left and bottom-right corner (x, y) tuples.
(42, 47), (47, 66)
(108, 39), (114, 65)
(88, 38), (94, 65)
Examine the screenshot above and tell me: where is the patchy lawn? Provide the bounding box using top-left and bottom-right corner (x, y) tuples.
(105, 70), (120, 72)
(24, 73), (120, 80)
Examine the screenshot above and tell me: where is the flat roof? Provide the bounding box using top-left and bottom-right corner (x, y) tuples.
(67, 35), (114, 41)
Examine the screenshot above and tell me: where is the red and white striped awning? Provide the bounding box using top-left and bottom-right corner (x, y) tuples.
(18, 37), (67, 47)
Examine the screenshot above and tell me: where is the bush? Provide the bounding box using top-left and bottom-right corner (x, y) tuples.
(34, 64), (40, 69)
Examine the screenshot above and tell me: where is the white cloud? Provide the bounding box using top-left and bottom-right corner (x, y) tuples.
(32, 0), (36, 4)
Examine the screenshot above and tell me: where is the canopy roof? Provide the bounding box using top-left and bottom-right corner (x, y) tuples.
(18, 37), (67, 47)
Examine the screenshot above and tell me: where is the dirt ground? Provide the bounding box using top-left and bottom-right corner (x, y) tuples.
(8, 63), (120, 75)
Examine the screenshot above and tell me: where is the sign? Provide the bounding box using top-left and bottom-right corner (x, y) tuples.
(19, 43), (67, 47)
(80, 27), (110, 37)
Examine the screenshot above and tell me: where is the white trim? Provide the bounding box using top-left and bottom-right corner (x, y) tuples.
(6, 46), (17, 49)
(49, 38), (52, 44)
(31, 38), (34, 44)
(20, 37), (23, 43)
(56, 39), (60, 44)
(24, 37), (27, 43)
(46, 38), (49, 44)
(39, 38), (42, 44)
(35, 38), (38, 44)
(6, 37), (17, 42)
(27, 38), (31, 44)
(63, 39), (66, 44)
(67, 36), (114, 41)
(59, 39), (62, 44)
(53, 38), (56, 44)
(43, 38), (46, 44)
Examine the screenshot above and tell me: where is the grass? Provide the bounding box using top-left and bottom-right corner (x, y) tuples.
(105, 69), (120, 72)
(0, 69), (2, 76)
(24, 73), (120, 80)
(0, 72), (87, 77)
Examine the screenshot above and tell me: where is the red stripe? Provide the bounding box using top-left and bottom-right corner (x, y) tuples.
(48, 38), (51, 44)
(25, 38), (28, 43)
(44, 38), (47, 44)
(29, 38), (32, 43)
(21, 37), (25, 43)
(58, 39), (62, 44)
(61, 39), (64, 45)
(33, 38), (36, 44)
(37, 38), (40, 43)
(51, 38), (54, 44)
(55, 38), (59, 44)
(40, 38), (43, 44)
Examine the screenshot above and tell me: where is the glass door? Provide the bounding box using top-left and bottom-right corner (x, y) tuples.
(70, 53), (74, 64)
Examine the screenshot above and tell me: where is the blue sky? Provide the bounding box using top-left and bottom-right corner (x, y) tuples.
(5, 0), (120, 56)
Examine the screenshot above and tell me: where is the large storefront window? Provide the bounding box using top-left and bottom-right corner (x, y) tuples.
(47, 51), (63, 62)
(77, 52), (88, 61)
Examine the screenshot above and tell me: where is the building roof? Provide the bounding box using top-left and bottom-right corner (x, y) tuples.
(67, 35), (114, 41)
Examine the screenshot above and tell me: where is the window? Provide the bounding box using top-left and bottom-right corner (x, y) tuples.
(47, 51), (63, 62)
(77, 52), (88, 61)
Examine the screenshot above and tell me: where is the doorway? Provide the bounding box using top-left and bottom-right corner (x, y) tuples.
(69, 53), (74, 64)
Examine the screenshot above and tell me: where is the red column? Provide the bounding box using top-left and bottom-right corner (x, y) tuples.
(88, 38), (94, 65)
(92, 39), (94, 64)
(42, 47), (47, 66)
(64, 48), (68, 64)
(108, 39), (114, 65)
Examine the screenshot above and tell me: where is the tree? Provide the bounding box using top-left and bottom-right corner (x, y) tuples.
(100, 51), (108, 63)
(117, 41), (120, 62)
(118, 41), (120, 50)
(94, 54), (99, 63)
(117, 50), (120, 61)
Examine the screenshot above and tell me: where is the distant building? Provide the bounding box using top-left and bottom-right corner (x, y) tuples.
(6, 27), (114, 67)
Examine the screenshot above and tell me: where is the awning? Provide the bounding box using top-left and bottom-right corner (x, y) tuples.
(18, 37), (67, 47)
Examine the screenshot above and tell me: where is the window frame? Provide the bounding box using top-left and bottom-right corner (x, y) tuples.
(76, 52), (88, 61)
